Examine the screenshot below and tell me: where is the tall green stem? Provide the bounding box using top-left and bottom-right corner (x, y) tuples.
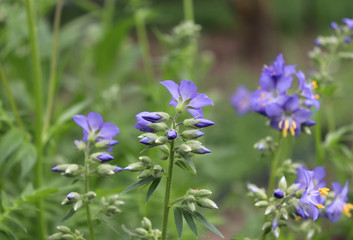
(0, 64), (25, 132)
(84, 147), (96, 240)
(183, 0), (194, 22)
(43, 0), (63, 142)
(134, 8), (154, 86)
(24, 0), (45, 239)
(161, 139), (176, 240)
(267, 133), (283, 197)
(315, 110), (324, 165)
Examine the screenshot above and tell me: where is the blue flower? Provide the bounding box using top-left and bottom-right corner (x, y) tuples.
(273, 189), (284, 199)
(135, 112), (158, 132)
(345, 36), (352, 44)
(97, 153), (114, 162)
(160, 79), (214, 117)
(326, 181), (353, 222)
(342, 18), (353, 29)
(296, 166), (326, 190)
(313, 39), (322, 46)
(167, 129), (177, 140)
(297, 71), (320, 110)
(230, 86), (252, 115)
(250, 54), (296, 115)
(73, 112), (120, 149)
(330, 21), (338, 30)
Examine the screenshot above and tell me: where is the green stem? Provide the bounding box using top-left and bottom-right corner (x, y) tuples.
(0, 64), (25, 132)
(24, 0), (45, 239)
(267, 133), (283, 197)
(183, 0), (194, 22)
(326, 101), (335, 132)
(84, 147), (95, 240)
(161, 140), (175, 240)
(43, 0), (63, 142)
(315, 110), (324, 165)
(134, 8), (154, 86)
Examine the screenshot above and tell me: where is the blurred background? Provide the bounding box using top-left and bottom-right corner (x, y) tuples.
(1, 0), (353, 239)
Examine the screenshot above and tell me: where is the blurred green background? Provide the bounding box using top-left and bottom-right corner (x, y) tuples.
(1, 0), (353, 239)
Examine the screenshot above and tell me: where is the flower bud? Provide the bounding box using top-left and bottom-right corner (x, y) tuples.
(155, 136), (167, 145)
(139, 156), (152, 164)
(147, 122), (168, 132)
(141, 217), (152, 231)
(57, 226), (71, 234)
(167, 129), (178, 140)
(73, 200), (83, 211)
(135, 227), (149, 236)
(97, 164), (116, 176)
(49, 232), (63, 239)
(160, 155), (168, 160)
(273, 189), (284, 199)
(278, 176), (287, 190)
(138, 169), (151, 179)
(62, 234), (74, 240)
(188, 143), (212, 154)
(62, 192), (80, 205)
(90, 152), (114, 163)
(330, 21), (338, 30)
(194, 189), (212, 198)
(183, 118), (215, 128)
(254, 200), (269, 207)
(74, 140), (86, 151)
(152, 165), (164, 178)
(159, 145), (169, 155)
(115, 166), (124, 173)
(181, 130), (204, 139)
(196, 198), (218, 209)
(139, 137), (154, 145)
(95, 139), (111, 148)
(187, 201), (196, 212)
(247, 184), (267, 200)
(178, 144), (192, 153)
(125, 162), (147, 172)
(86, 191), (97, 201)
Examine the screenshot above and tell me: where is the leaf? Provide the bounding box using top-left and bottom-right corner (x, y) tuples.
(0, 223), (17, 240)
(18, 142), (37, 179)
(0, 128), (23, 166)
(145, 178), (161, 204)
(20, 188), (57, 203)
(179, 152), (197, 174)
(97, 215), (120, 235)
(5, 215), (27, 233)
(181, 208), (198, 237)
(175, 160), (196, 175)
(61, 208), (77, 222)
(174, 207), (183, 239)
(189, 211), (224, 238)
(1, 191), (11, 209)
(121, 175), (155, 194)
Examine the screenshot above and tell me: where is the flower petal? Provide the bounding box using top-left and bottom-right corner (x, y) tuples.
(187, 108), (203, 118)
(73, 115), (89, 132)
(160, 80), (180, 101)
(179, 79), (198, 101)
(276, 76), (293, 93)
(284, 94), (299, 112)
(98, 122), (120, 138)
(87, 112), (103, 132)
(265, 103), (283, 118)
(293, 109), (312, 123)
(259, 72), (275, 91)
(188, 93), (214, 109)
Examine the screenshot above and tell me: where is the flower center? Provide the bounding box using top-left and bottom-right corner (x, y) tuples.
(342, 203), (353, 217)
(278, 119), (297, 137)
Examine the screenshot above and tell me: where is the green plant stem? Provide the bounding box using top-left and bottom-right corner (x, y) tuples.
(0, 64), (25, 132)
(267, 133), (283, 197)
(24, 0), (45, 239)
(315, 110), (324, 165)
(183, 0), (194, 22)
(161, 140), (176, 240)
(84, 146), (96, 240)
(43, 0), (63, 142)
(134, 8), (154, 86)
(326, 101), (335, 132)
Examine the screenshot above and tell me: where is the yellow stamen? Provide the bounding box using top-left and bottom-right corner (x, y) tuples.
(296, 216), (301, 221)
(312, 81), (318, 89)
(278, 121), (283, 129)
(317, 204), (325, 209)
(318, 187), (330, 195)
(292, 121), (297, 129)
(261, 93), (265, 98)
(342, 203), (353, 217)
(315, 94), (320, 99)
(258, 86), (261, 90)
(282, 128), (288, 137)
(289, 127), (295, 136)
(284, 120), (290, 129)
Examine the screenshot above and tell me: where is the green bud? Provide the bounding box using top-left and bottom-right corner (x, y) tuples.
(152, 165), (163, 178)
(57, 225), (71, 234)
(61, 192), (80, 205)
(95, 139), (111, 148)
(139, 156), (152, 164)
(262, 222), (271, 232)
(62, 234), (74, 240)
(196, 198), (218, 209)
(86, 191), (96, 201)
(138, 169), (151, 179)
(254, 200), (269, 207)
(185, 140), (202, 145)
(147, 122), (168, 132)
(265, 205), (275, 215)
(155, 112), (170, 121)
(97, 164), (116, 176)
(159, 145), (169, 155)
(287, 183), (300, 195)
(125, 162), (147, 172)
(295, 189), (305, 199)
(247, 184), (267, 200)
(194, 189), (212, 198)
(135, 227), (149, 236)
(278, 176), (287, 191)
(155, 136), (167, 145)
(187, 195), (196, 202)
(187, 189), (199, 196)
(187, 202), (196, 212)
(74, 140), (86, 151)
(141, 217), (152, 231)
(160, 155), (168, 161)
(280, 208), (288, 220)
(183, 118), (200, 128)
(178, 144), (192, 153)
(138, 133), (158, 140)
(48, 232), (63, 239)
(181, 130), (204, 139)
(73, 200), (83, 211)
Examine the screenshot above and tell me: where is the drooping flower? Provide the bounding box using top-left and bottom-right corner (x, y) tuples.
(73, 112), (120, 149)
(230, 85), (252, 115)
(160, 79), (214, 117)
(326, 181), (353, 222)
(265, 94), (312, 137)
(250, 54), (296, 115)
(297, 71), (320, 110)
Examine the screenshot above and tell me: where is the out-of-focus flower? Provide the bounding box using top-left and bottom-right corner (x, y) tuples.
(274, 189), (284, 199)
(342, 18), (353, 29)
(160, 79), (214, 117)
(345, 36), (352, 43)
(296, 166), (326, 190)
(314, 39), (322, 46)
(330, 21), (338, 30)
(297, 71), (320, 110)
(326, 181), (353, 222)
(230, 85), (252, 115)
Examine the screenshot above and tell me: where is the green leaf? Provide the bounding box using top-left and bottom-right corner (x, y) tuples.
(145, 177), (161, 204)
(5, 215), (27, 233)
(1, 191), (11, 209)
(19, 187), (57, 204)
(174, 207), (183, 239)
(61, 208), (76, 222)
(175, 160), (196, 175)
(0, 223), (17, 240)
(179, 152), (197, 174)
(181, 208), (198, 237)
(121, 175), (155, 194)
(188, 210), (224, 238)
(0, 128), (23, 166)
(18, 142), (37, 179)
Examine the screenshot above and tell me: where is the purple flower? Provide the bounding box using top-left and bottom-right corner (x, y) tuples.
(139, 137), (153, 145)
(326, 181), (353, 222)
(73, 112), (120, 149)
(250, 54), (296, 115)
(135, 112), (156, 132)
(296, 166), (326, 190)
(330, 21), (338, 30)
(297, 71), (320, 110)
(114, 166), (125, 173)
(160, 79), (214, 117)
(230, 85), (252, 115)
(342, 18), (353, 29)
(314, 39), (322, 46)
(345, 36), (352, 44)
(167, 129), (177, 140)
(67, 193), (75, 200)
(274, 189), (284, 199)
(97, 153), (114, 162)
(265, 94), (312, 137)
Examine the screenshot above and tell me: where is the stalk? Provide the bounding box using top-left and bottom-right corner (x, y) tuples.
(183, 0), (194, 22)
(315, 110), (324, 165)
(84, 146), (96, 240)
(267, 133), (283, 197)
(0, 64), (25, 132)
(24, 0), (45, 239)
(43, 0), (63, 142)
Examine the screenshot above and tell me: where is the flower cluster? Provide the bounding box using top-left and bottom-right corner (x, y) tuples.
(231, 54), (319, 137)
(249, 165), (353, 238)
(314, 18), (353, 47)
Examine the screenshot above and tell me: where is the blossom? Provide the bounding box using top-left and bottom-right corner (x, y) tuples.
(73, 112), (120, 149)
(250, 54), (296, 115)
(167, 129), (177, 140)
(230, 85), (252, 115)
(297, 71), (320, 110)
(160, 79), (214, 117)
(274, 189), (284, 199)
(296, 166), (326, 190)
(330, 21), (338, 30)
(265, 94), (312, 137)
(135, 112), (169, 132)
(342, 18), (353, 29)
(326, 181), (353, 222)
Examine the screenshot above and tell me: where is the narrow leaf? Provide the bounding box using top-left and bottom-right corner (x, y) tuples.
(174, 207), (183, 239)
(181, 208), (198, 237)
(179, 152), (197, 174)
(0, 223), (17, 240)
(145, 178), (161, 204)
(0, 128), (23, 166)
(175, 160), (196, 175)
(121, 175), (155, 194)
(189, 211), (224, 238)
(61, 208), (76, 222)
(5, 215), (27, 233)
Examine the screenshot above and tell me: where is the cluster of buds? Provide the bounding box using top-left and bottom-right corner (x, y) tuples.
(51, 164), (82, 178)
(99, 194), (124, 217)
(48, 226), (85, 240)
(253, 136), (277, 155)
(181, 188), (218, 212)
(125, 156), (164, 179)
(61, 191), (96, 212)
(133, 217), (161, 240)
